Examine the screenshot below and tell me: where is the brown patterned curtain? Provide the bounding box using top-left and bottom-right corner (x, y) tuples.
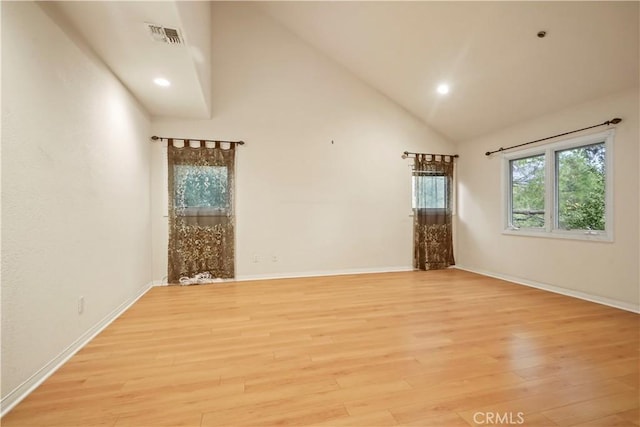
(413, 154), (455, 270)
(168, 140), (235, 283)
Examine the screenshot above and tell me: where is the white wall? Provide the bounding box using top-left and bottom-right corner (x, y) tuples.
(456, 89), (639, 309)
(1, 1), (152, 406)
(151, 2), (455, 281)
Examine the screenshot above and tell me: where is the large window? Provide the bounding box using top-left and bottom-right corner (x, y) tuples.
(504, 130), (613, 241)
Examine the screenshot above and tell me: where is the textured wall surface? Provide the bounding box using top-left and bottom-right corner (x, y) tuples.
(1, 2), (152, 399)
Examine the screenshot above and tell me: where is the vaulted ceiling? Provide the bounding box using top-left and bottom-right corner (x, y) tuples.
(52, 1), (639, 143)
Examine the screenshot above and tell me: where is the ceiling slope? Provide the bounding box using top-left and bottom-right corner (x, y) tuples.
(260, 1), (639, 142)
(47, 1), (639, 141)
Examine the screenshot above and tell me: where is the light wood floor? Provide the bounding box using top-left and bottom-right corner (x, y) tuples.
(3, 270), (639, 427)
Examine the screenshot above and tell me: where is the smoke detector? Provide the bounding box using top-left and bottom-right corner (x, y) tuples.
(146, 23), (183, 45)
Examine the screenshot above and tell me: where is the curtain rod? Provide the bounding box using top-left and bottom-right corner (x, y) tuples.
(402, 151), (459, 159)
(485, 118), (621, 157)
(151, 136), (245, 145)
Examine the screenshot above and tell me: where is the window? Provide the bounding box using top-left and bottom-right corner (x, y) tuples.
(556, 143), (605, 231)
(167, 143), (237, 282)
(510, 154), (545, 228)
(504, 130), (613, 241)
(174, 165), (229, 215)
(413, 174), (447, 209)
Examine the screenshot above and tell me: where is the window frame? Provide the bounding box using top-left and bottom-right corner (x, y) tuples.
(502, 129), (614, 242)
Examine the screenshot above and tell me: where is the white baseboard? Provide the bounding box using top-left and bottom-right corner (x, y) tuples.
(454, 265), (639, 314)
(0, 281), (154, 417)
(153, 266), (415, 286)
(234, 266), (414, 282)
(152, 266), (416, 286)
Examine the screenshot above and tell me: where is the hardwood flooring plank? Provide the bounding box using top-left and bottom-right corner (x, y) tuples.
(617, 408), (640, 426)
(542, 390), (640, 426)
(571, 414), (638, 427)
(311, 409), (398, 426)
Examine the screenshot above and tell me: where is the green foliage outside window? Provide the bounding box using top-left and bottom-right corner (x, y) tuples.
(509, 143), (605, 230)
(556, 143), (605, 230)
(511, 155), (545, 228)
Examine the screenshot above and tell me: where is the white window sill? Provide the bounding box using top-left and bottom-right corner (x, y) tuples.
(502, 228), (613, 243)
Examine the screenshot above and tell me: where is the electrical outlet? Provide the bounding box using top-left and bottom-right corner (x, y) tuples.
(252, 255), (259, 263)
(78, 296), (84, 314)
(272, 255), (278, 263)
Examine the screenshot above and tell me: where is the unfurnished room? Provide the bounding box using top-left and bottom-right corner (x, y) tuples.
(1, 1), (639, 426)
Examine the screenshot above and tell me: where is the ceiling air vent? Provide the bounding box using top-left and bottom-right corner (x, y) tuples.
(147, 23), (183, 45)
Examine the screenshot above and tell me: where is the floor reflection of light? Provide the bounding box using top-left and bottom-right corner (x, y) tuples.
(506, 334), (541, 370)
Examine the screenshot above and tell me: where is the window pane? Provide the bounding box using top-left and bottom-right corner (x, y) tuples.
(413, 175), (446, 209)
(174, 165), (228, 209)
(510, 155), (545, 228)
(556, 143), (605, 230)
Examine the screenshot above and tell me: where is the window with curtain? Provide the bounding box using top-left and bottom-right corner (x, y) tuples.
(413, 154), (455, 270)
(168, 141), (236, 283)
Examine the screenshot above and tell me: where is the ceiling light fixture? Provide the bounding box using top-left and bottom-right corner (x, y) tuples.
(436, 83), (450, 95)
(153, 77), (171, 87)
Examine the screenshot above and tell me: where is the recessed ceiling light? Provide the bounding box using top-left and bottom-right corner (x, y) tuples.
(153, 77), (171, 87)
(436, 83), (450, 95)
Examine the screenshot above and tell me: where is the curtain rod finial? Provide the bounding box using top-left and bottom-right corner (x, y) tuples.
(151, 135), (160, 141)
(485, 151), (491, 156)
(610, 118), (622, 124)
